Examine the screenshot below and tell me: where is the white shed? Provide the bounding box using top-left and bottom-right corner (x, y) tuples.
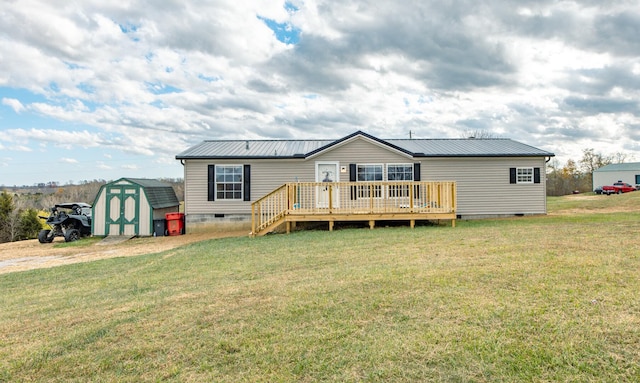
(92, 178), (180, 236)
(593, 162), (640, 190)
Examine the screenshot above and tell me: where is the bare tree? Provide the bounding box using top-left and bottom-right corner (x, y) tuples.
(580, 149), (613, 190)
(460, 129), (498, 139)
(614, 152), (630, 164)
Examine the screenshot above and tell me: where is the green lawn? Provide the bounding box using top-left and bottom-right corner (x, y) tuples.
(1, 193), (640, 382)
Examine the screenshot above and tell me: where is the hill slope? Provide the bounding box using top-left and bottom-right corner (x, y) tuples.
(1, 193), (640, 381)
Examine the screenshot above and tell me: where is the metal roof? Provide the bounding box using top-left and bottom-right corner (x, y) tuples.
(176, 139), (334, 159)
(124, 178), (180, 209)
(385, 138), (554, 157)
(594, 162), (640, 172)
(175, 131), (554, 159)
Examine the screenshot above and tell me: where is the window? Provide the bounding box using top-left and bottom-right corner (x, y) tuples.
(510, 167), (541, 184)
(387, 164), (414, 197)
(216, 165), (243, 200)
(387, 164), (413, 181)
(517, 168), (534, 184)
(357, 164), (383, 198)
(357, 164), (383, 181)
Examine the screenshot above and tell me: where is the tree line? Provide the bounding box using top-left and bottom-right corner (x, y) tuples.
(546, 148), (630, 196)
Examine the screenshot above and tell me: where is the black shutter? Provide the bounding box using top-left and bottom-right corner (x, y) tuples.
(208, 165), (215, 201)
(349, 164), (357, 182)
(349, 163), (357, 200)
(509, 168), (517, 184)
(534, 167), (541, 184)
(413, 163), (421, 198)
(243, 165), (251, 201)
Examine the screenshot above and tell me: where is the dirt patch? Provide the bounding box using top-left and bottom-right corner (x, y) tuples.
(0, 230), (248, 275)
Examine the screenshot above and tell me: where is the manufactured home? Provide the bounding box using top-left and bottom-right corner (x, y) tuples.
(176, 131), (554, 235)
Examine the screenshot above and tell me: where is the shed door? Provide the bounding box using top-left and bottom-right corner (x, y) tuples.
(106, 186), (140, 236)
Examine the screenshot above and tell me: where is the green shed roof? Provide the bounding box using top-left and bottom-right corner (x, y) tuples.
(124, 178), (180, 209)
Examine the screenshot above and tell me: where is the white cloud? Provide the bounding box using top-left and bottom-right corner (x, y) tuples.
(96, 162), (113, 170)
(60, 157), (78, 164)
(6, 128), (104, 149)
(2, 98), (25, 113)
(1, 0), (639, 185)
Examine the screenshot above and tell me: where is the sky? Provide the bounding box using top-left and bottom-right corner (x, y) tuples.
(1, 0), (639, 187)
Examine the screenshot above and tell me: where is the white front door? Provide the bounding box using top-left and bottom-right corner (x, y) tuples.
(316, 162), (339, 208)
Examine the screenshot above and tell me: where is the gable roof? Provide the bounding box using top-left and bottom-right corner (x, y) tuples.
(175, 131), (554, 159)
(594, 162), (640, 172)
(119, 178), (179, 209)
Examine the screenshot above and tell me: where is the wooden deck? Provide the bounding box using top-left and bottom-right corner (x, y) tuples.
(251, 181), (457, 236)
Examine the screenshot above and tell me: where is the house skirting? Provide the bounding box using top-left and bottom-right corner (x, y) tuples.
(185, 213), (252, 233)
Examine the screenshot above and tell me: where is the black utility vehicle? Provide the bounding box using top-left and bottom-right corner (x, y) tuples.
(38, 203), (92, 243)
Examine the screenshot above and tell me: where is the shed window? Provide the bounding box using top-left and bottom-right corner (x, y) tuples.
(216, 165), (243, 200)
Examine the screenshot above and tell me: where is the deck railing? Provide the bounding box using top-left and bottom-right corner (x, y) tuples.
(251, 181), (456, 236)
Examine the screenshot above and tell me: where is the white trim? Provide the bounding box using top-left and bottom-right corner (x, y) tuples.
(386, 163), (414, 181)
(315, 161), (340, 208)
(215, 164), (244, 201)
(356, 163), (384, 182)
(315, 161), (340, 182)
(516, 167), (534, 184)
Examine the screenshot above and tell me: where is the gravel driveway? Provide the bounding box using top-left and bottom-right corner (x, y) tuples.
(0, 230), (247, 274)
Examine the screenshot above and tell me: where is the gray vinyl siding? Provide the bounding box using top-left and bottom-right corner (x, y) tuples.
(423, 157), (547, 216)
(185, 159), (309, 215)
(182, 137), (549, 218)
(184, 137), (413, 216)
(312, 137), (413, 168)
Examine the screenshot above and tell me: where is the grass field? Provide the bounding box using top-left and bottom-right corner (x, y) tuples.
(1, 193), (640, 382)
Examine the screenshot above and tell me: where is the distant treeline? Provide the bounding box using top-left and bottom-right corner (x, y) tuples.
(546, 148), (631, 196)
(1, 178), (184, 211)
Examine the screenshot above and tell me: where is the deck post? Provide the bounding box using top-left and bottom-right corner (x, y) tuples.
(369, 220), (375, 230)
(329, 185), (333, 213)
(251, 203), (256, 236)
(329, 220), (334, 231)
(410, 219), (415, 228)
(409, 183), (414, 212)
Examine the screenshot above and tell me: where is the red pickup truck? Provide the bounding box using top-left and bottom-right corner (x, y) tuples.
(602, 182), (637, 195)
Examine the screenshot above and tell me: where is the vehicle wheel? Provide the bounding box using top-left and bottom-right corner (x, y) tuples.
(65, 229), (81, 242)
(38, 229), (54, 244)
